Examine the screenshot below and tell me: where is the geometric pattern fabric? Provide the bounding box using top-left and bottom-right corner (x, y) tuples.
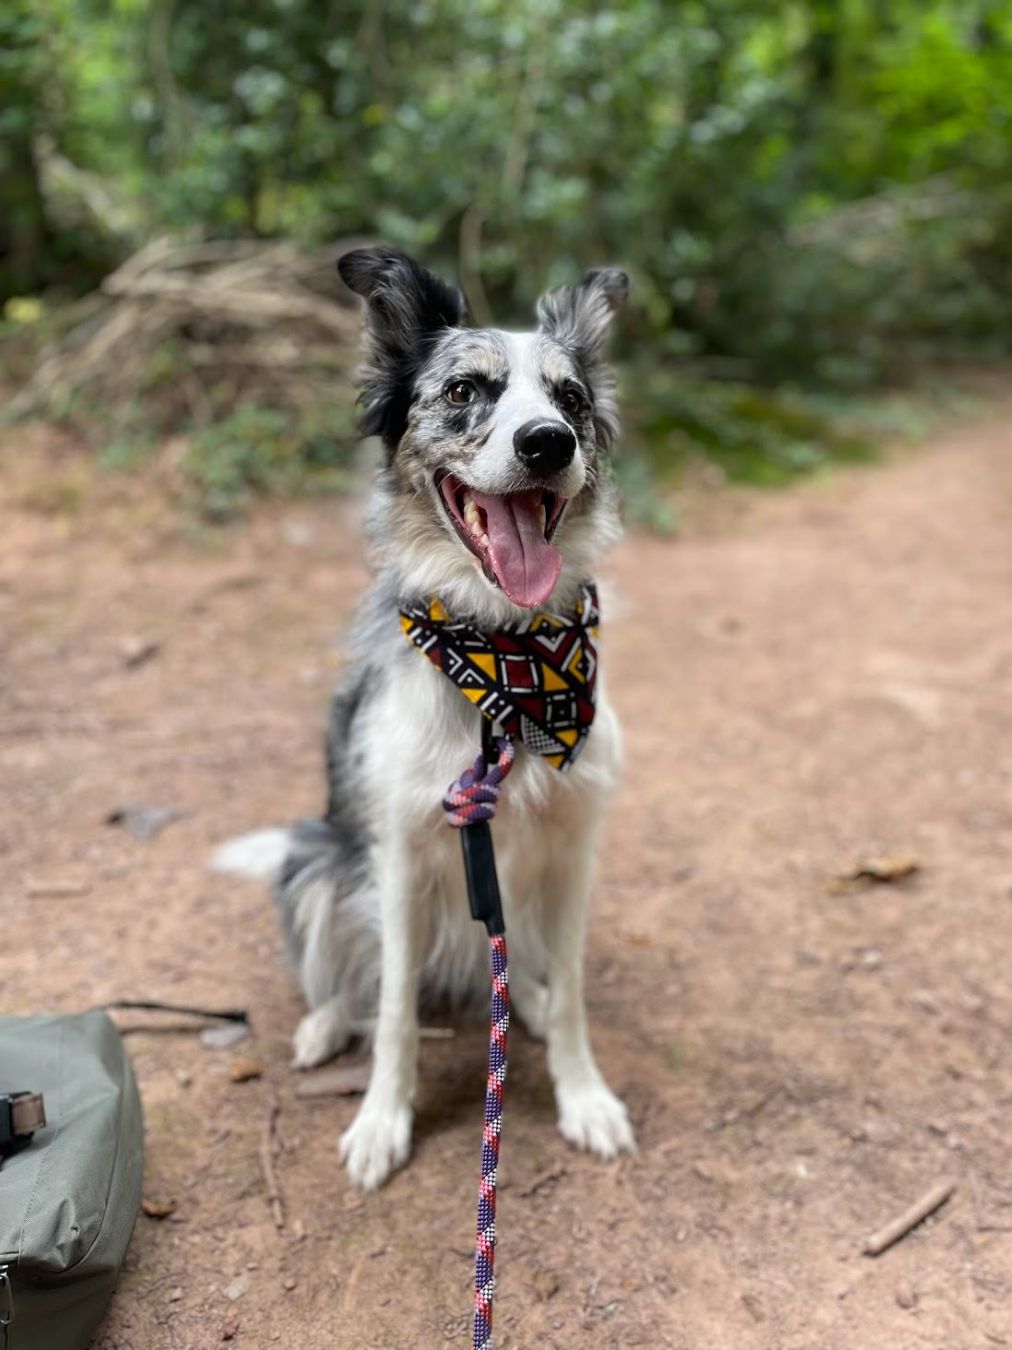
(399, 581), (599, 772)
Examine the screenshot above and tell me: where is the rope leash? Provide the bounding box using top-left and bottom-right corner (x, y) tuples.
(443, 727), (515, 1350)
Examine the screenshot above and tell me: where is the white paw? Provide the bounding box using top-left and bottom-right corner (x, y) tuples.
(291, 1005), (350, 1069)
(557, 1082), (635, 1158)
(339, 1100), (412, 1190)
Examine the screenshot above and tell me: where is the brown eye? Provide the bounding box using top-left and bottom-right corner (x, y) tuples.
(559, 387), (586, 417)
(445, 380), (476, 405)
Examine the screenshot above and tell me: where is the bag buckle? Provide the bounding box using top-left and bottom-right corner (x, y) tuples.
(0, 1092), (45, 1157)
(0, 1266), (13, 1327)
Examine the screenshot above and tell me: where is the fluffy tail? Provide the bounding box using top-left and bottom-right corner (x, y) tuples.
(214, 819), (373, 1019)
(211, 827), (291, 882)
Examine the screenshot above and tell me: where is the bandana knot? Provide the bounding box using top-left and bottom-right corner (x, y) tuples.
(399, 582), (600, 772)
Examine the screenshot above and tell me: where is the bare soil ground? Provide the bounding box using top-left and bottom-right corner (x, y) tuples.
(3, 416), (1012, 1350)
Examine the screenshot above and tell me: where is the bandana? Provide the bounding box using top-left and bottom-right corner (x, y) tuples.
(399, 582), (599, 772)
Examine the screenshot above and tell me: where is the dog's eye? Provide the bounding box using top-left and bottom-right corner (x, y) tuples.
(445, 380), (476, 405)
(559, 388), (586, 417)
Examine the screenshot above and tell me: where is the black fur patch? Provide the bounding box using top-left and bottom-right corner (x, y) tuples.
(338, 248), (466, 457)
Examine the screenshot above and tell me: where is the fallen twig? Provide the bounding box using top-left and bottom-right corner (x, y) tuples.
(259, 1094), (285, 1231)
(826, 854), (920, 895)
(294, 1064), (370, 1099)
(863, 1178), (956, 1256)
(520, 1165), (567, 1198)
(26, 877), (91, 898)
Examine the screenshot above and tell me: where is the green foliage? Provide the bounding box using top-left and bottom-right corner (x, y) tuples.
(181, 403), (357, 519)
(2, 1), (1011, 502)
(627, 375), (875, 487)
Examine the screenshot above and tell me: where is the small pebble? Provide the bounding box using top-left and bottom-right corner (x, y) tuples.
(909, 988), (940, 1014)
(200, 1022), (250, 1051)
(222, 1275), (249, 1302)
(895, 1283), (918, 1310)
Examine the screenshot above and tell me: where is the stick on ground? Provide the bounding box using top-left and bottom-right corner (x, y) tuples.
(259, 1094), (285, 1231)
(864, 1178), (956, 1256)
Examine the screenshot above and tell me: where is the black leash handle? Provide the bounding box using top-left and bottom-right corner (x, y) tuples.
(459, 719), (506, 936)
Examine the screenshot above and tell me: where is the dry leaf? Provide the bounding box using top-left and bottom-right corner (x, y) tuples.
(121, 636), (160, 668)
(624, 931), (654, 948)
(229, 1057), (262, 1083)
(826, 854), (920, 894)
(142, 1196), (177, 1219)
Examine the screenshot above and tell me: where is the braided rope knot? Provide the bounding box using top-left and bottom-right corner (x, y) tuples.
(443, 736), (515, 828)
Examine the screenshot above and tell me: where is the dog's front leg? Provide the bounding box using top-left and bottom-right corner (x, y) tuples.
(339, 830), (421, 1189)
(541, 815), (635, 1159)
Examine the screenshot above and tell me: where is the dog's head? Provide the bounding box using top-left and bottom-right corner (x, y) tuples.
(339, 247), (628, 614)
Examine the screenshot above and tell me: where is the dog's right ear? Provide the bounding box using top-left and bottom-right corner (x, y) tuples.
(338, 247), (466, 450)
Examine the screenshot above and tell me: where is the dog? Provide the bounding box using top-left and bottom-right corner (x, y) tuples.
(215, 247), (634, 1189)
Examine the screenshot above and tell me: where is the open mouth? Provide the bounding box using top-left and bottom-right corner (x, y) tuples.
(436, 471), (568, 609)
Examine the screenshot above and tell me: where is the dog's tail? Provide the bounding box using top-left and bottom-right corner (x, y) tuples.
(213, 820), (361, 1009)
(211, 827), (292, 882)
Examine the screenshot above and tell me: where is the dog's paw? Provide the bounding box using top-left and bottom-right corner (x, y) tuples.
(291, 1005), (350, 1070)
(339, 1100), (412, 1190)
(557, 1082), (635, 1159)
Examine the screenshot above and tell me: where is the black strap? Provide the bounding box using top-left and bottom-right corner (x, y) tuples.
(102, 1000), (248, 1023)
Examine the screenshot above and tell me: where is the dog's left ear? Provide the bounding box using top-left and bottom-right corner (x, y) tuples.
(338, 247), (466, 448)
(536, 267), (630, 365)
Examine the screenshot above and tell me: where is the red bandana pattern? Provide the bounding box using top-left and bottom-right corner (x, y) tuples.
(399, 582), (599, 772)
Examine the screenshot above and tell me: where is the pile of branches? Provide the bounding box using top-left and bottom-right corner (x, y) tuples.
(9, 236), (362, 424)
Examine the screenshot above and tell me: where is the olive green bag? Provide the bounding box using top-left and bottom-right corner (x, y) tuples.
(0, 1011), (143, 1350)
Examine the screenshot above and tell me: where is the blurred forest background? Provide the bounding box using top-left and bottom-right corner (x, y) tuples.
(2, 0), (1011, 520)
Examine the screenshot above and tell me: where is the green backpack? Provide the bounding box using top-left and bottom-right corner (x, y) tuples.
(0, 1011), (143, 1350)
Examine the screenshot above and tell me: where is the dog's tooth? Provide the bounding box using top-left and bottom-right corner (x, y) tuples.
(538, 503), (547, 531)
(463, 499), (482, 533)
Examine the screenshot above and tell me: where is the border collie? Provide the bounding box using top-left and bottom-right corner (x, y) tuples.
(215, 247), (634, 1189)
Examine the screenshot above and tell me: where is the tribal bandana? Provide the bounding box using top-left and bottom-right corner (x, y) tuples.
(399, 582), (599, 772)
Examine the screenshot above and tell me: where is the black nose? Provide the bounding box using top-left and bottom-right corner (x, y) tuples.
(513, 419), (576, 475)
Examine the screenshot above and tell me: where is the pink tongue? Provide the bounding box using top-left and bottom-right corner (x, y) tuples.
(470, 489), (561, 608)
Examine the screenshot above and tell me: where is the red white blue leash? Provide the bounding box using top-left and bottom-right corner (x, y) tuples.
(442, 726), (516, 1350)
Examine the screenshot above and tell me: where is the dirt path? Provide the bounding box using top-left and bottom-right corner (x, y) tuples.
(3, 418), (1012, 1350)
